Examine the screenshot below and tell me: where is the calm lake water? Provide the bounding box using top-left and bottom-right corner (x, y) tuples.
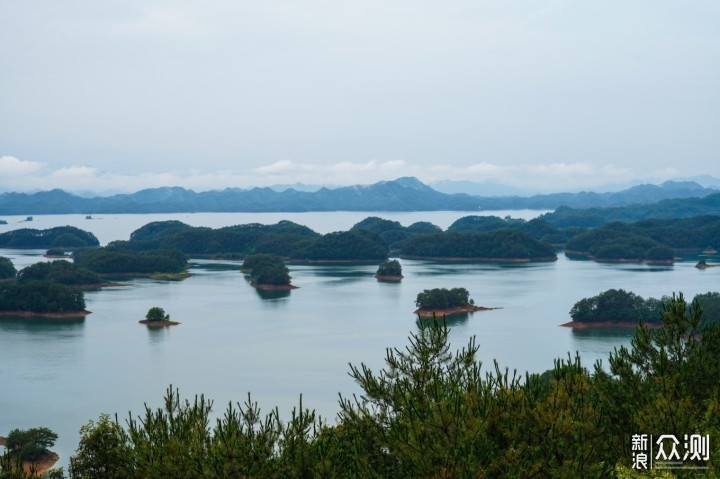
(0, 211), (716, 468)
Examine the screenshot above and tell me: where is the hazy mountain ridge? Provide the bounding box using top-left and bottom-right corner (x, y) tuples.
(0, 177), (717, 215)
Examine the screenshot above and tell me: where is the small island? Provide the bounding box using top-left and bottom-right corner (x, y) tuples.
(0, 225), (99, 249)
(0, 427), (60, 477)
(560, 289), (720, 328)
(696, 259), (720, 269)
(375, 259), (403, 281)
(139, 306), (179, 327)
(242, 254), (297, 290)
(414, 287), (496, 318)
(0, 258), (90, 317)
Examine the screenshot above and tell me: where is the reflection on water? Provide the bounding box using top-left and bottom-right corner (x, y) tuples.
(254, 288), (292, 301)
(146, 325), (172, 343)
(0, 315), (85, 334)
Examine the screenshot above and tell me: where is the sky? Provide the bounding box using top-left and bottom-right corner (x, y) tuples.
(1, 1), (719, 194)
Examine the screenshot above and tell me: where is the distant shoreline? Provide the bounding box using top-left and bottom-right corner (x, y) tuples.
(139, 319), (180, 327)
(252, 283), (299, 291)
(0, 310), (91, 318)
(415, 305), (499, 318)
(401, 255), (557, 262)
(560, 320), (662, 329)
(375, 274), (403, 282)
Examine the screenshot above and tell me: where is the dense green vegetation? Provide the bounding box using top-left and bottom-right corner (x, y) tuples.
(292, 230), (388, 261)
(569, 289), (664, 324)
(0, 226), (99, 249)
(242, 254), (291, 286)
(114, 220), (320, 257)
(415, 287), (473, 310)
(0, 281), (85, 313)
(401, 229), (556, 261)
(0, 257), (16, 279)
(73, 248), (187, 275)
(542, 193), (720, 227)
(17, 260), (102, 286)
(565, 223), (675, 262)
(3, 427), (58, 461)
(571, 289), (720, 325)
(145, 307), (170, 322)
(376, 259), (402, 277)
(6, 293), (713, 478)
(351, 217), (441, 250)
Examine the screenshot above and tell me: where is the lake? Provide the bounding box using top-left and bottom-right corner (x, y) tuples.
(0, 211), (714, 468)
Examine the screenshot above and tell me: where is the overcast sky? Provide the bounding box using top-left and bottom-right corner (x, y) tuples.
(1, 1), (718, 193)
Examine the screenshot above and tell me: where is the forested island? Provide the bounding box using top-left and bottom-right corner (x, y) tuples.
(563, 288), (720, 328)
(242, 254), (296, 290)
(0, 256), (89, 317)
(375, 259), (403, 281)
(401, 230), (557, 262)
(0, 226), (99, 249)
(72, 247), (188, 278)
(414, 287), (494, 317)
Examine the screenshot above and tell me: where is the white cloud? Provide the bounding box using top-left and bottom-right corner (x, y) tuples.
(0, 156), (45, 177)
(0, 155), (705, 195)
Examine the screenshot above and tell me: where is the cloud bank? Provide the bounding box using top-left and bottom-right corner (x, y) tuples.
(0, 155), (682, 195)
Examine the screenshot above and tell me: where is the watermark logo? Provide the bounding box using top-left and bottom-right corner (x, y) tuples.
(632, 433), (710, 470)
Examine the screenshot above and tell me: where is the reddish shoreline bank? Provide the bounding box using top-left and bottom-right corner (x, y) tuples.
(139, 320), (180, 327)
(560, 320), (662, 329)
(252, 283), (299, 291)
(415, 305), (500, 318)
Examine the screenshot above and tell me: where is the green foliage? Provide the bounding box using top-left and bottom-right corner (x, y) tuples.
(0, 227), (99, 249)
(594, 294), (720, 476)
(145, 307), (170, 322)
(5, 427), (58, 461)
(0, 257), (16, 280)
(243, 254), (292, 286)
(119, 220), (320, 257)
(68, 414), (132, 479)
(415, 287), (473, 310)
(401, 229), (556, 260)
(293, 230), (388, 261)
(565, 222), (674, 261)
(17, 260), (101, 286)
(570, 289), (664, 324)
(351, 217), (443, 250)
(73, 248), (187, 275)
(376, 259), (402, 277)
(571, 289), (720, 325)
(0, 281), (85, 313)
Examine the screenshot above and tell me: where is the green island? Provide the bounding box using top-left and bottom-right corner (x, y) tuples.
(414, 287), (495, 317)
(0, 226), (99, 249)
(564, 222), (675, 263)
(139, 306), (179, 327)
(0, 427), (59, 477)
(3, 293), (717, 478)
(242, 254), (296, 290)
(375, 259), (403, 281)
(400, 229), (557, 262)
(0, 280), (87, 317)
(0, 256), (89, 317)
(72, 247), (189, 279)
(563, 288), (720, 328)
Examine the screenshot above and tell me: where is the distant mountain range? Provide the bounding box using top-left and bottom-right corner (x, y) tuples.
(0, 177), (717, 215)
